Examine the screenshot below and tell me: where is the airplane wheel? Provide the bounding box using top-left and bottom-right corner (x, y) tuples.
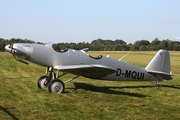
(48, 79), (65, 94)
(37, 76), (49, 89)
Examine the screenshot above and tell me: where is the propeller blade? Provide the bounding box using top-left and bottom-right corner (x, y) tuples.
(9, 44), (13, 49)
(9, 44), (13, 53)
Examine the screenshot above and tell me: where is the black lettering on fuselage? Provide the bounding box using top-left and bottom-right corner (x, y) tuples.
(125, 70), (131, 78)
(116, 68), (144, 80)
(131, 71), (137, 79)
(137, 72), (144, 80)
(116, 68), (122, 76)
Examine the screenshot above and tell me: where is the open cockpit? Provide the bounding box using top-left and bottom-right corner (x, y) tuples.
(55, 47), (102, 59)
(55, 48), (68, 53)
(89, 55), (102, 59)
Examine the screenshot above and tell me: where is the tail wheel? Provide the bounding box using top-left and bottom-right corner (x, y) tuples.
(37, 76), (49, 89)
(48, 79), (65, 94)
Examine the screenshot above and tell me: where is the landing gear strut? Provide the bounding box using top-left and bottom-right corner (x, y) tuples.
(37, 67), (79, 94)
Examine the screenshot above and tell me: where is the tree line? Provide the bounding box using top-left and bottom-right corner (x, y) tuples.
(0, 38), (180, 51)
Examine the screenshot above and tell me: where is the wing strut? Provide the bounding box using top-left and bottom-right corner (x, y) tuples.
(64, 75), (80, 83)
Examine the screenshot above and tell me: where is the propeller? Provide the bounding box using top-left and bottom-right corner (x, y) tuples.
(5, 43), (12, 52)
(7, 43), (29, 64)
(9, 44), (13, 49)
(9, 44), (17, 54)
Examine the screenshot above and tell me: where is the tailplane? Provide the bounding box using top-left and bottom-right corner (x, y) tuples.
(145, 49), (172, 80)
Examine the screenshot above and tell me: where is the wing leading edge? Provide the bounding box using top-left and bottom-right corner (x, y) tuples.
(54, 64), (117, 79)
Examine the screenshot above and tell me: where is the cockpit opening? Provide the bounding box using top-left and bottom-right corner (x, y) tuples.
(56, 48), (68, 53)
(89, 55), (102, 59)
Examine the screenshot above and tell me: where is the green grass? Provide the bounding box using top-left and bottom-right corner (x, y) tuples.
(1, 51), (180, 120)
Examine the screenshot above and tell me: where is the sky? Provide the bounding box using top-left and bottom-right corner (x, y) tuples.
(0, 0), (180, 44)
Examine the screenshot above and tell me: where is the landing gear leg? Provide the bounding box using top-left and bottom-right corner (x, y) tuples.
(37, 67), (56, 89)
(47, 75), (79, 94)
(37, 67), (79, 94)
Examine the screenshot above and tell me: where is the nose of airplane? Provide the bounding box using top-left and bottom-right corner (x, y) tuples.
(5, 43), (33, 60)
(5, 44), (12, 52)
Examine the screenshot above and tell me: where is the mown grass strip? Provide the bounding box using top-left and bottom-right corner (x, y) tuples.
(0, 51), (180, 120)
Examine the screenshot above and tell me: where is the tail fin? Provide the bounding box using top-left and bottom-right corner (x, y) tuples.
(145, 49), (172, 80)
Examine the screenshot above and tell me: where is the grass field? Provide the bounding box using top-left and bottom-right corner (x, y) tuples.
(0, 51), (180, 120)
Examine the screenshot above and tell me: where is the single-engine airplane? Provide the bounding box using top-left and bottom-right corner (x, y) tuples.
(5, 43), (173, 94)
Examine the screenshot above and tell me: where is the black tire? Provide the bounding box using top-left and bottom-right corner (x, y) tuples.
(37, 76), (49, 89)
(48, 79), (65, 94)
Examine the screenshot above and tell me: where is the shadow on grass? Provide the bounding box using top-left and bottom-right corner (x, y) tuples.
(0, 106), (19, 120)
(161, 84), (180, 89)
(71, 83), (180, 96)
(5, 76), (33, 80)
(72, 82), (148, 98)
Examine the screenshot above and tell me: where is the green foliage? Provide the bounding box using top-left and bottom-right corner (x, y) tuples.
(0, 37), (180, 51)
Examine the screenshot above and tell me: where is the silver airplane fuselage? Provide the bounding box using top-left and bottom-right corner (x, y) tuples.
(5, 43), (159, 81)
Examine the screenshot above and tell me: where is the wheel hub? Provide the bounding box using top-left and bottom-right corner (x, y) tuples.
(55, 86), (60, 90)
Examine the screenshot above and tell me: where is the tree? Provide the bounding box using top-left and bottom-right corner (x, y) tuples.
(114, 39), (126, 45)
(1, 38), (180, 51)
(160, 40), (168, 50)
(150, 38), (160, 50)
(134, 40), (150, 46)
(151, 38), (160, 44)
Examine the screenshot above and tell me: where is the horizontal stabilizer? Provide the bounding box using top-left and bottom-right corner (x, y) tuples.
(146, 70), (172, 80)
(54, 64), (117, 79)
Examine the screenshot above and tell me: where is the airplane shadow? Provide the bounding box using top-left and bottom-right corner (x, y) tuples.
(161, 84), (180, 90)
(70, 83), (180, 97)
(6, 76), (33, 80)
(0, 106), (19, 120)
(72, 82), (148, 98)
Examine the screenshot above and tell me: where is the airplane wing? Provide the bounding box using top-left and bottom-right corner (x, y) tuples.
(54, 64), (117, 79)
